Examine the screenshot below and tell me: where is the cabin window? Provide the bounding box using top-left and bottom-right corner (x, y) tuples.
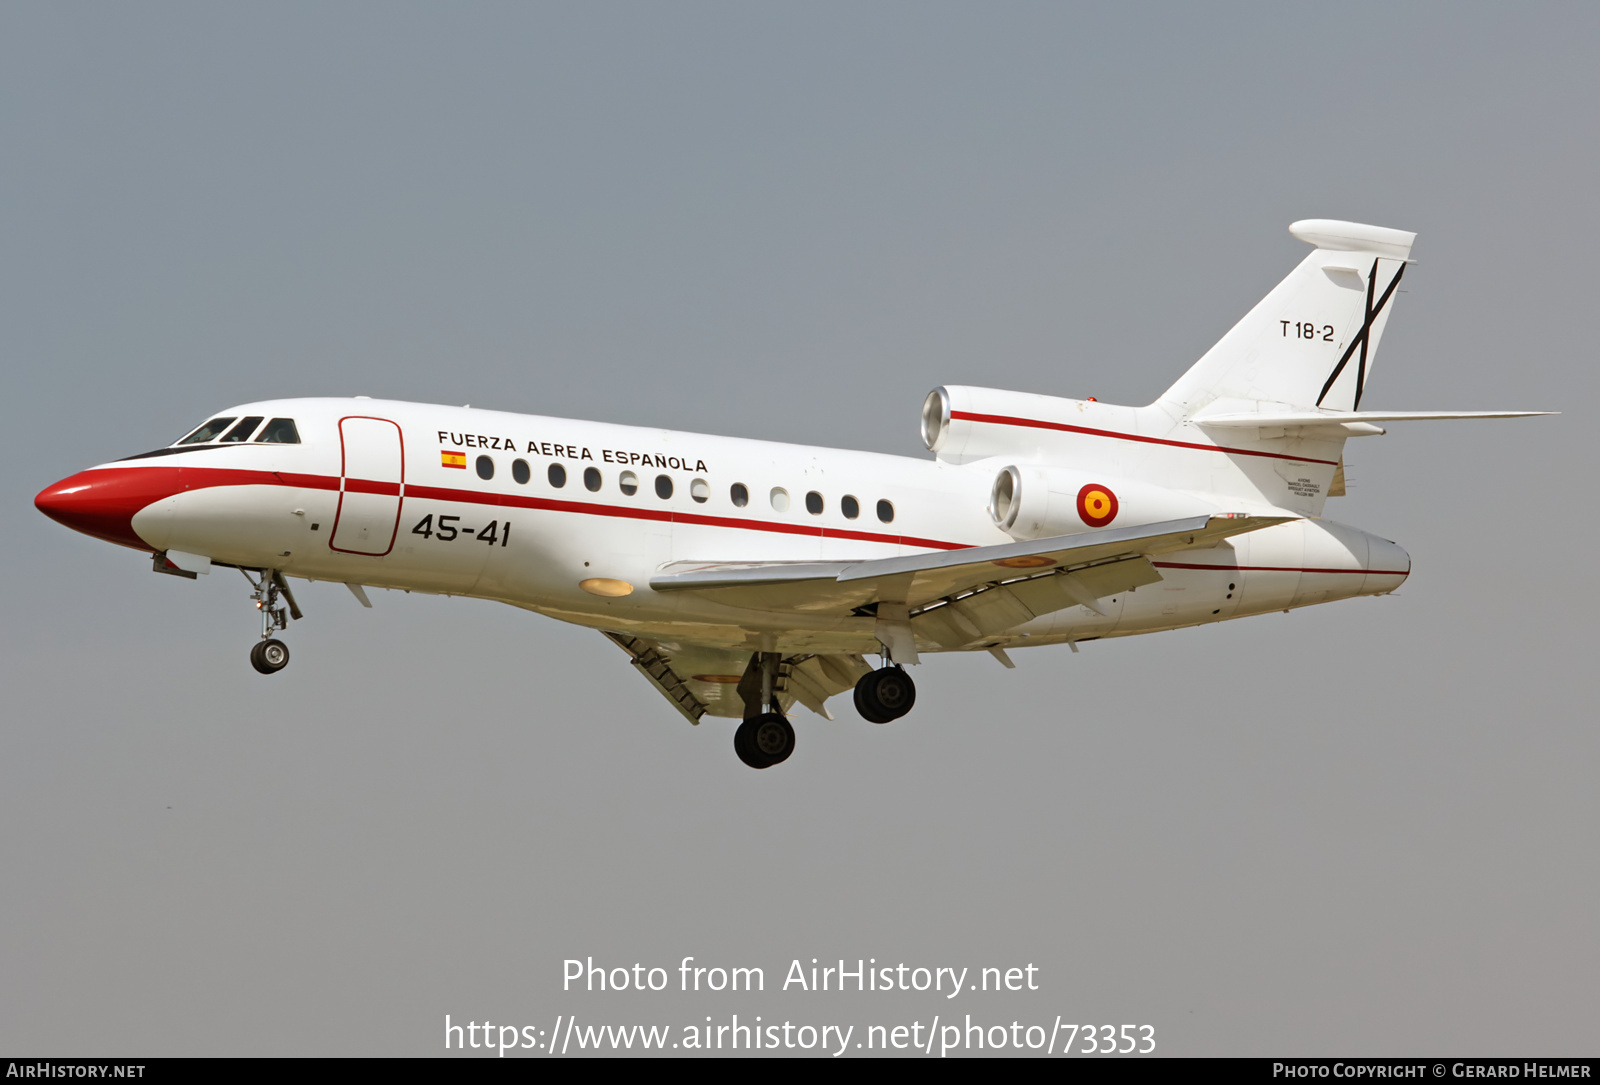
(178, 418), (236, 445)
(730, 483), (749, 507)
(547, 462), (566, 488)
(655, 474), (673, 499)
(476, 455), (494, 480)
(220, 416), (264, 442)
(841, 495), (860, 519)
(770, 487), (790, 512)
(619, 471), (639, 496)
(584, 467), (602, 492)
(876, 499), (894, 523)
(255, 418), (301, 444)
(690, 478), (710, 503)
(805, 491), (824, 515)
(511, 459), (531, 484)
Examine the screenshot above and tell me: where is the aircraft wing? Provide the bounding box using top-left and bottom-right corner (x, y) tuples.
(651, 514), (1293, 616)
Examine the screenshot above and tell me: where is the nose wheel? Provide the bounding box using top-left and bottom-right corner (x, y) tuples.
(854, 666), (916, 723)
(242, 569), (301, 675)
(250, 639), (291, 674)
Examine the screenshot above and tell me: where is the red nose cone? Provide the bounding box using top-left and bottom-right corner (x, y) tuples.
(35, 468), (177, 551)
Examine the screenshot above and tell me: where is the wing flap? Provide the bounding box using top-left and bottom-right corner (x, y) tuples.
(604, 633), (874, 721)
(784, 654), (872, 719)
(602, 631), (709, 725)
(914, 555), (1165, 646)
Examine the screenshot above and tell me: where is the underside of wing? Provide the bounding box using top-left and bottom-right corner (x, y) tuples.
(651, 514), (1291, 620)
(841, 514), (1288, 603)
(601, 631), (871, 722)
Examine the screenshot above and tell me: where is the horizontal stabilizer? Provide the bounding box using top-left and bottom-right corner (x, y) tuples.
(1194, 409), (1555, 430)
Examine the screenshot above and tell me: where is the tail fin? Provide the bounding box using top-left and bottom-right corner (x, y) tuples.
(927, 219), (1544, 521)
(1159, 220), (1416, 418)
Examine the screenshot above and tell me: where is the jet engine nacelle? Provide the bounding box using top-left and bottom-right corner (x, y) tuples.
(922, 384), (1135, 466)
(988, 463), (1216, 541)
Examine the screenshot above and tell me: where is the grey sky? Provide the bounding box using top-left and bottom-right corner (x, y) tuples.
(2, 3), (1595, 1056)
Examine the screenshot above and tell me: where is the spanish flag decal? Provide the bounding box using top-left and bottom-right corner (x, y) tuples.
(441, 451), (467, 469)
(1076, 482), (1118, 528)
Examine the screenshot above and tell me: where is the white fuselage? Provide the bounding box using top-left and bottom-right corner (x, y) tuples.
(59, 396), (1408, 659)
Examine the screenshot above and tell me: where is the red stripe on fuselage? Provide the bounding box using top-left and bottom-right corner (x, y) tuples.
(51, 464), (972, 552)
(950, 411), (1341, 466)
(342, 477), (402, 497)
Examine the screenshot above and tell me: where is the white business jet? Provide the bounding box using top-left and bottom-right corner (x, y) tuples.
(36, 220), (1549, 768)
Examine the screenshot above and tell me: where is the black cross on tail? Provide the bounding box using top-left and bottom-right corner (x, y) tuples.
(1316, 258), (1406, 409)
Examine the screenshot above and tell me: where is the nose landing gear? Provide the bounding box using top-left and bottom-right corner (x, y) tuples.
(854, 666), (916, 723)
(250, 638), (290, 674)
(243, 569), (300, 675)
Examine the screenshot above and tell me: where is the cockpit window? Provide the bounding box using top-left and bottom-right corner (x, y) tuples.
(254, 418), (301, 444)
(177, 418), (237, 445)
(220, 416), (264, 442)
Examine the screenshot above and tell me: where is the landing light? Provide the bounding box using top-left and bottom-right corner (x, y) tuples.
(579, 578), (634, 597)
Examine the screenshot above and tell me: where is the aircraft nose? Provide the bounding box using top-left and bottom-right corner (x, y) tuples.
(35, 467), (179, 551)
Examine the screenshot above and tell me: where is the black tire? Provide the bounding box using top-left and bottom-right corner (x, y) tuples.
(251, 638), (290, 675)
(855, 666), (915, 722)
(734, 717), (773, 769)
(871, 667), (916, 720)
(750, 712), (794, 766)
(854, 670), (894, 723)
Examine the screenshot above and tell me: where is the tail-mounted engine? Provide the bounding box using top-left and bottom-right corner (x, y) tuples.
(987, 463), (1214, 541)
(922, 384), (1133, 466)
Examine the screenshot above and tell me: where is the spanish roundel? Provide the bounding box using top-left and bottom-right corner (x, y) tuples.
(1076, 482), (1118, 527)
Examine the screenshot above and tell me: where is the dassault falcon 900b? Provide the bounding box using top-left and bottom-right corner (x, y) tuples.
(36, 220), (1550, 769)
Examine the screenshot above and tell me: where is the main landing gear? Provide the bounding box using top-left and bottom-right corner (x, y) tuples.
(728, 656), (918, 765)
(243, 569), (301, 675)
(733, 651), (797, 769)
(854, 665), (916, 723)
(735, 713), (795, 770)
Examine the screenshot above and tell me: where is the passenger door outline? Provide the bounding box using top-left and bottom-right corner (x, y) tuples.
(329, 416), (405, 556)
